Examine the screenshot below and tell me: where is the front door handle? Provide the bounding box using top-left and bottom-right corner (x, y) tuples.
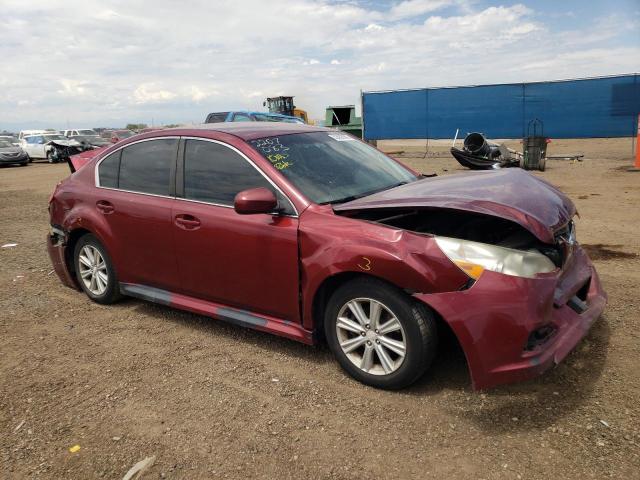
(96, 200), (114, 214)
(175, 214), (201, 230)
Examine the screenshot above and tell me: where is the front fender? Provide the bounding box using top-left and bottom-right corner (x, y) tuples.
(299, 206), (468, 330)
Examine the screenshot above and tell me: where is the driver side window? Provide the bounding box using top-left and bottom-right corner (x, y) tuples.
(183, 139), (294, 214)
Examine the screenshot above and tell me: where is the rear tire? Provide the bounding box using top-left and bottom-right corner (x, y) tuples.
(324, 277), (437, 389)
(73, 234), (121, 304)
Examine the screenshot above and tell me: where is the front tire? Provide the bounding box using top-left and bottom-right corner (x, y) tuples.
(324, 277), (437, 389)
(74, 234), (121, 304)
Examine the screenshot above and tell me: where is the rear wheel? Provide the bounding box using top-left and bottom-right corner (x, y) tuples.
(324, 277), (437, 389)
(73, 234), (121, 304)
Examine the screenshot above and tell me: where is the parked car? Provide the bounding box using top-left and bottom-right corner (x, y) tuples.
(62, 129), (100, 138)
(110, 129), (135, 143)
(0, 135), (20, 146)
(18, 129), (48, 140)
(21, 133), (82, 162)
(0, 138), (28, 166)
(48, 123), (606, 390)
(205, 111), (304, 124)
(74, 134), (111, 150)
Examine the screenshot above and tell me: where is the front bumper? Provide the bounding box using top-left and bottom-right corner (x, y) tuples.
(415, 244), (607, 390)
(0, 155), (28, 164)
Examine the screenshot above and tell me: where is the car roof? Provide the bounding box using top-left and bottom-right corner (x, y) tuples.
(146, 122), (329, 141)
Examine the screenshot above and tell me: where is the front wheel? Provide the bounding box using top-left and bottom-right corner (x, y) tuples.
(73, 234), (121, 304)
(324, 277), (437, 389)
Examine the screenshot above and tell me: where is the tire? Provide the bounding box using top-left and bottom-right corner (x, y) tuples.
(324, 277), (437, 389)
(73, 234), (121, 304)
(46, 150), (54, 163)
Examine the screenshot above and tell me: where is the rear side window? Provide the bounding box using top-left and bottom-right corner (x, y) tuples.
(98, 151), (121, 188)
(183, 139), (294, 214)
(119, 139), (178, 196)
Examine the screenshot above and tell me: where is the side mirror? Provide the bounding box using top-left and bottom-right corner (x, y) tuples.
(234, 187), (277, 215)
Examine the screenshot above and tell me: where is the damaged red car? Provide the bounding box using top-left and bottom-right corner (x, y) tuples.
(47, 123), (606, 390)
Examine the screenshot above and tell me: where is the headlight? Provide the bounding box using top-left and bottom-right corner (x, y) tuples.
(434, 236), (557, 280)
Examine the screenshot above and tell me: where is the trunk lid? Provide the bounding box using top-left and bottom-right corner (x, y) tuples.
(333, 169), (575, 243)
(67, 147), (106, 173)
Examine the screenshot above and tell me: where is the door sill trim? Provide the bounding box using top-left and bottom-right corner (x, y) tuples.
(119, 282), (313, 344)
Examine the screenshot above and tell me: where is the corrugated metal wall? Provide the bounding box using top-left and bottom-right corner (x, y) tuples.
(362, 74), (640, 140)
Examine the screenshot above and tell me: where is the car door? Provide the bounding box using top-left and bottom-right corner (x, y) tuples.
(94, 137), (180, 290)
(25, 136), (45, 158)
(171, 138), (300, 322)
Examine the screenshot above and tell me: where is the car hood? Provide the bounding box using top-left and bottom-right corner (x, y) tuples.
(0, 147), (24, 155)
(333, 169), (576, 244)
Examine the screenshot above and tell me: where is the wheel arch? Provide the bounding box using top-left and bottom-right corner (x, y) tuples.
(310, 271), (411, 343)
(63, 227), (93, 287)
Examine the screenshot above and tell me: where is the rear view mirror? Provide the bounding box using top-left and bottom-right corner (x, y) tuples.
(234, 187), (277, 215)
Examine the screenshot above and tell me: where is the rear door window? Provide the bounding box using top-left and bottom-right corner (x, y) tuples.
(118, 138), (178, 196)
(183, 139), (294, 214)
(98, 151), (121, 188)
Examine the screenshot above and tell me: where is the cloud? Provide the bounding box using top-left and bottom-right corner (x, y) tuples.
(0, 0), (638, 129)
(388, 0), (455, 20)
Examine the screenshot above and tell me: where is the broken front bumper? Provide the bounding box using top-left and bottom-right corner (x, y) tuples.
(415, 245), (607, 390)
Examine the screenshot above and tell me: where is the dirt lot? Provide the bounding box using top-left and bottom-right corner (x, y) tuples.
(1, 138), (639, 479)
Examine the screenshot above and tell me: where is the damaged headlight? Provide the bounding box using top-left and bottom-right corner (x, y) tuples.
(434, 236), (557, 280)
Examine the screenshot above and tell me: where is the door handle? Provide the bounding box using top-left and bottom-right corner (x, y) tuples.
(175, 214), (201, 230)
(96, 200), (114, 214)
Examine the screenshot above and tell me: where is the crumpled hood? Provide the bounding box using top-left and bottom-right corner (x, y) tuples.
(47, 139), (80, 147)
(334, 169), (576, 243)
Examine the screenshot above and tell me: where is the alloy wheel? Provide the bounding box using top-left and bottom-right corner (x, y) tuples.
(335, 298), (406, 376)
(78, 245), (108, 296)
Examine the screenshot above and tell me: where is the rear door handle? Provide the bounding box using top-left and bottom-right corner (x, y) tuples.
(96, 200), (114, 214)
(175, 214), (201, 230)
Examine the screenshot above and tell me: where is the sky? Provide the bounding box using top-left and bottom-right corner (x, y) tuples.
(0, 0), (638, 131)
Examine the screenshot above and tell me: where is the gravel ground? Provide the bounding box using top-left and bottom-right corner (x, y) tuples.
(1, 138), (639, 479)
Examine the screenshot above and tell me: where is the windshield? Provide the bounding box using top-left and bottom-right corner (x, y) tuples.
(78, 129), (98, 136)
(249, 132), (417, 204)
(0, 139), (13, 148)
(253, 114), (302, 124)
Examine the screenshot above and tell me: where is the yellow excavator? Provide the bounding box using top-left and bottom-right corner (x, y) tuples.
(263, 96), (310, 124)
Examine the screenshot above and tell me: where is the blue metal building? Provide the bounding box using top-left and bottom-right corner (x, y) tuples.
(362, 74), (640, 140)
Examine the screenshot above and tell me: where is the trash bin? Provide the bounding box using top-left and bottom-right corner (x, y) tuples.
(522, 119), (547, 171)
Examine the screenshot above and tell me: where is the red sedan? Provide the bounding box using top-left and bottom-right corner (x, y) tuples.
(47, 123), (606, 390)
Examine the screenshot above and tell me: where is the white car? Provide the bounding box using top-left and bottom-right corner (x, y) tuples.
(18, 129), (48, 141)
(62, 128), (99, 137)
(21, 133), (82, 162)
